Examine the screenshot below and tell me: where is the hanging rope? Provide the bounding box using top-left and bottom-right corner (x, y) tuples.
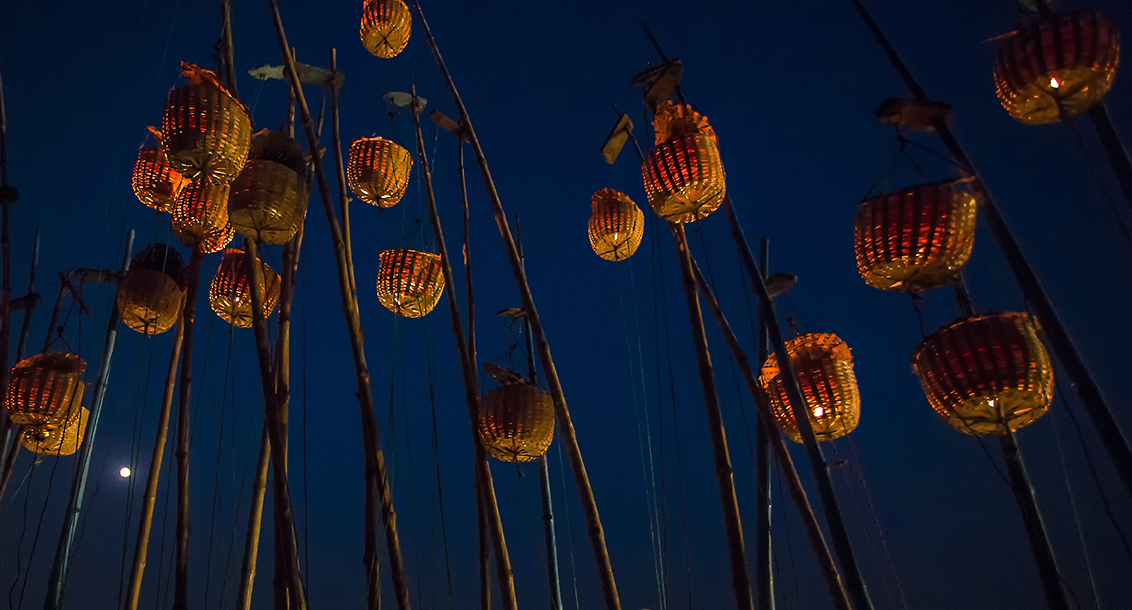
(829, 441), (894, 610)
(555, 437), (581, 610)
(844, 438), (909, 610)
(202, 320), (238, 608)
(1049, 407), (1103, 608)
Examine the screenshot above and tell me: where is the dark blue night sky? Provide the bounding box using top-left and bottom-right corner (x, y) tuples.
(1, 0), (1132, 609)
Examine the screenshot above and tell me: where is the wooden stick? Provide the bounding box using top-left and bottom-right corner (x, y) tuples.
(408, 5), (622, 608)
(754, 237), (774, 610)
(0, 230), (37, 501)
(15, 229), (37, 360)
(264, 6), (412, 607)
(329, 49), (358, 305)
(237, 426), (271, 610)
(173, 246), (203, 610)
(220, 0), (238, 98)
(410, 88), (519, 610)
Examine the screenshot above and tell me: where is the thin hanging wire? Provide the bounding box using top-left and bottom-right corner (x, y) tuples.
(829, 441), (895, 610)
(203, 320), (238, 608)
(555, 435), (581, 610)
(1050, 407), (1102, 608)
(775, 462), (802, 608)
(423, 322), (456, 609)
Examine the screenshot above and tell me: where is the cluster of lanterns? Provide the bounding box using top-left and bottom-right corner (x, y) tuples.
(4, 354), (88, 456)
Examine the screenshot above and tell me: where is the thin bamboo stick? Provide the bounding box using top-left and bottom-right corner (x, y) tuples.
(0, 230), (37, 501)
(755, 237), (774, 610)
(329, 49), (358, 306)
(173, 246), (203, 610)
(0, 64), (14, 495)
(237, 426), (272, 610)
(220, 0), (238, 98)
(15, 229), (38, 360)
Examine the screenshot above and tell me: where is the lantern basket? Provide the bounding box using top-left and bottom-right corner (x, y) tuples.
(118, 244), (186, 335)
(21, 406), (88, 457)
(478, 384), (556, 463)
(855, 179), (978, 293)
(229, 160), (304, 245)
(759, 333), (861, 443)
(209, 249), (281, 328)
(642, 134), (726, 223)
(161, 63), (252, 184)
(5, 353), (86, 427)
(360, 0), (412, 58)
(588, 188), (645, 261)
(376, 248), (445, 318)
(652, 102), (717, 145)
(347, 137), (413, 208)
(912, 312), (1053, 436)
(993, 12), (1121, 125)
(173, 181), (233, 253)
(132, 147), (185, 212)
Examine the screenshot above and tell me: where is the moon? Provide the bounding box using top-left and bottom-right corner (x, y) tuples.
(119, 467), (131, 478)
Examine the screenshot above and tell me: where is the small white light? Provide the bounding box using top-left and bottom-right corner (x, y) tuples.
(1049, 77), (1060, 89)
(119, 467), (132, 478)
(813, 406), (826, 418)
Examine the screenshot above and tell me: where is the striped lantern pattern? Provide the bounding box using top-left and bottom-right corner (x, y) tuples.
(855, 179), (978, 293)
(588, 188), (645, 261)
(347, 137), (413, 208)
(912, 312), (1053, 436)
(209, 249), (281, 328)
(478, 384), (556, 463)
(161, 76), (252, 185)
(652, 102), (717, 145)
(993, 12), (1121, 124)
(642, 134), (726, 223)
(118, 244), (186, 336)
(131, 147), (185, 212)
(20, 407), (88, 457)
(759, 333), (861, 443)
(376, 248), (445, 318)
(360, 0), (412, 58)
(172, 182), (233, 253)
(5, 353), (86, 428)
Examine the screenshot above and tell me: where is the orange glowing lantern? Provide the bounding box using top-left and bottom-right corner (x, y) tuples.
(652, 102), (717, 145)
(478, 384), (556, 463)
(376, 248), (444, 318)
(347, 137), (413, 208)
(118, 244), (185, 336)
(20, 407), (88, 457)
(209, 249), (281, 328)
(588, 189), (645, 261)
(642, 134), (726, 223)
(172, 181), (233, 253)
(229, 130), (306, 245)
(161, 62), (252, 184)
(5, 353), (86, 428)
(360, 0), (412, 58)
(759, 333), (861, 443)
(132, 147), (185, 212)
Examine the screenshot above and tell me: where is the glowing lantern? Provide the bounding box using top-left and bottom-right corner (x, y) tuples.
(118, 244), (186, 335)
(478, 384), (556, 463)
(161, 62), (252, 184)
(588, 189), (645, 261)
(173, 181), (233, 253)
(5, 353), (86, 428)
(759, 333), (861, 443)
(131, 147), (185, 212)
(360, 0), (412, 58)
(376, 248), (444, 318)
(20, 407), (88, 457)
(993, 12), (1121, 125)
(229, 130), (306, 245)
(652, 102), (717, 145)
(642, 134), (726, 223)
(912, 312), (1053, 436)
(855, 179), (977, 292)
(347, 137), (413, 208)
(209, 249), (281, 328)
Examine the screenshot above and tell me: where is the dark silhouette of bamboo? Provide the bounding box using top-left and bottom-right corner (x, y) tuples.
(1086, 105), (1132, 216)
(755, 237), (774, 610)
(847, 0), (1132, 504)
(0, 64), (14, 504)
(265, 5), (412, 607)
(409, 5), (621, 608)
(410, 88), (519, 610)
(238, 427), (271, 610)
(0, 230), (37, 502)
(220, 0), (238, 99)
(15, 229), (38, 360)
(329, 49), (358, 306)
(173, 246), (203, 610)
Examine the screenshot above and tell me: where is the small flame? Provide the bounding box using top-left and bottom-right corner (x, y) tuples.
(813, 406), (826, 418)
(1049, 77), (1061, 89)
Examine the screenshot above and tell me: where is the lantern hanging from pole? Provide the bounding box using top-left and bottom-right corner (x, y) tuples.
(132, 146), (185, 212)
(652, 102), (717, 145)
(360, 0), (412, 58)
(229, 131), (306, 245)
(118, 244), (186, 336)
(5, 353), (86, 428)
(20, 406), (88, 457)
(588, 188), (645, 261)
(161, 62), (252, 184)
(912, 312), (1053, 436)
(642, 134), (726, 224)
(209, 249), (281, 328)
(347, 137), (413, 208)
(759, 333), (861, 443)
(173, 181), (233, 253)
(478, 384), (556, 463)
(993, 12), (1121, 125)
(855, 179), (978, 293)
(375, 248), (445, 318)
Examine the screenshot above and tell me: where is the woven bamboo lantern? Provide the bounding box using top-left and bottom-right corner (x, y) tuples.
(5, 353), (86, 428)
(229, 130), (306, 245)
(652, 102), (717, 145)
(642, 134), (726, 223)
(376, 248), (444, 318)
(912, 312), (1053, 436)
(209, 249), (281, 328)
(360, 0), (412, 58)
(478, 384), (556, 463)
(855, 179), (978, 292)
(993, 12), (1121, 125)
(20, 406), (88, 457)
(118, 244), (186, 335)
(173, 181), (233, 253)
(588, 189), (645, 261)
(347, 137), (413, 208)
(759, 333), (861, 443)
(161, 62), (252, 184)
(132, 147), (185, 212)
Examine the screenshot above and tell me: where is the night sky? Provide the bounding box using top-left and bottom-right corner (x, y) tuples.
(1, 0), (1132, 609)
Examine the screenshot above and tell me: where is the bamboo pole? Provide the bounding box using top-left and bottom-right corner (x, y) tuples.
(1086, 104), (1132, 216)
(173, 245), (203, 610)
(410, 88), (519, 610)
(408, 5), (622, 608)
(755, 237), (774, 610)
(45, 230), (135, 610)
(220, 0), (238, 99)
(0, 230), (37, 501)
(264, 6), (412, 607)
(329, 49), (358, 306)
(124, 320), (186, 610)
(15, 229), (38, 360)
(0, 63), (14, 506)
(237, 426), (272, 610)
(847, 0), (1132, 503)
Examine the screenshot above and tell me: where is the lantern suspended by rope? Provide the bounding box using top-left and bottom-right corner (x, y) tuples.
(347, 137), (413, 208)
(5, 353), (86, 428)
(478, 384), (556, 463)
(360, 0), (412, 58)
(132, 147), (185, 212)
(209, 249), (281, 328)
(173, 181), (233, 253)
(375, 248), (445, 318)
(912, 312), (1053, 436)
(118, 244), (186, 336)
(642, 134), (726, 223)
(759, 333), (861, 443)
(20, 406), (88, 457)
(161, 62), (252, 184)
(855, 179), (978, 292)
(652, 102), (717, 145)
(588, 188), (645, 261)
(993, 12), (1121, 125)
(229, 131), (306, 244)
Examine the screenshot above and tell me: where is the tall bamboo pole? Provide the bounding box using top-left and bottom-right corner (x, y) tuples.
(265, 6), (412, 608)
(847, 0), (1132, 502)
(220, 0), (238, 100)
(45, 230), (135, 610)
(755, 237), (774, 610)
(0, 63), (14, 508)
(408, 5), (621, 608)
(0, 230), (37, 501)
(172, 245), (202, 610)
(15, 229), (38, 360)
(329, 50), (358, 307)
(410, 89), (519, 610)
